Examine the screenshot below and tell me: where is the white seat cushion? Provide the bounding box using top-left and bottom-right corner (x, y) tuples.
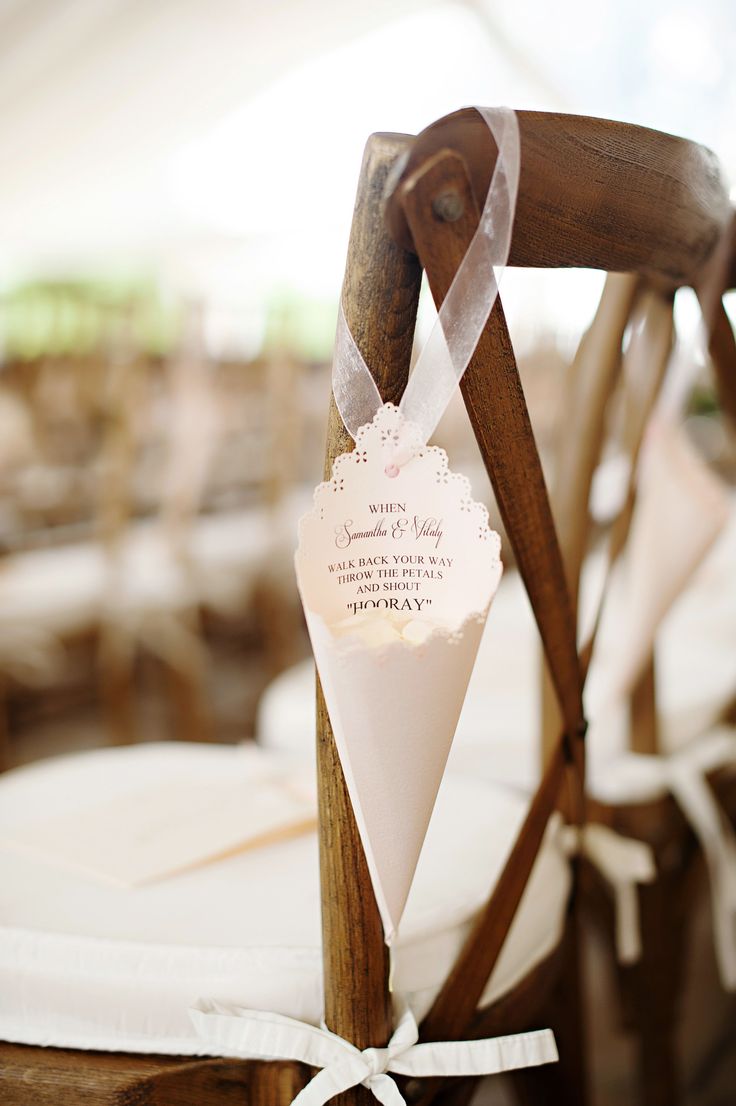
(0, 495), (310, 681)
(0, 741), (570, 1057)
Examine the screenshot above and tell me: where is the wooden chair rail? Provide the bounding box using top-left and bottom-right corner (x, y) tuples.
(600, 288), (675, 560)
(386, 110), (730, 284)
(407, 933), (569, 1106)
(551, 286), (675, 758)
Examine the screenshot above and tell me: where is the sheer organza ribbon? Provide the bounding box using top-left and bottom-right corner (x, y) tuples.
(190, 999), (556, 1106)
(332, 106), (520, 454)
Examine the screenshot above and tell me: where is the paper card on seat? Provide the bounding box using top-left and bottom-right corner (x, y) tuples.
(3, 774), (316, 886)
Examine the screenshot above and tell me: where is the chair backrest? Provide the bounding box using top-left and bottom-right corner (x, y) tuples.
(316, 110), (731, 1100)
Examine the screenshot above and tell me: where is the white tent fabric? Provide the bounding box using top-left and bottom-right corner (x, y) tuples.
(2, 0), (730, 277)
(0, 0), (432, 266)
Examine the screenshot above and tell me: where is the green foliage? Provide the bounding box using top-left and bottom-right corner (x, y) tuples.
(0, 277), (181, 359)
(263, 289), (337, 361)
(687, 381), (720, 417)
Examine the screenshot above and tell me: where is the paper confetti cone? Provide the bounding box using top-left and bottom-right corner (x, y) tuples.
(295, 404), (502, 940)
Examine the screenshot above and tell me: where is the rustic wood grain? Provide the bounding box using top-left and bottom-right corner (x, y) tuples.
(317, 131), (422, 1103)
(695, 208), (736, 427)
(386, 110), (730, 283)
(0, 1043), (312, 1105)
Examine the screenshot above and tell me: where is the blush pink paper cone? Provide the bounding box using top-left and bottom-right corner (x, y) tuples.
(304, 607), (494, 942)
(295, 405), (503, 941)
(595, 420), (730, 707)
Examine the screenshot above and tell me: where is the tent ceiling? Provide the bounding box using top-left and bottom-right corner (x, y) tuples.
(0, 0), (733, 276)
(0, 0), (432, 268)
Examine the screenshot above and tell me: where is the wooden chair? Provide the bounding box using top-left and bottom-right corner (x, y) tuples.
(96, 306), (215, 747)
(332, 105), (730, 1106)
(0, 111), (730, 1106)
(0, 341), (143, 771)
(264, 112), (734, 1104)
(262, 114), (730, 1106)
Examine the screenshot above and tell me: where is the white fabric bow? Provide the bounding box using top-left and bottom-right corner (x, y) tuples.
(597, 727), (736, 989)
(189, 999), (557, 1106)
(560, 823), (656, 964)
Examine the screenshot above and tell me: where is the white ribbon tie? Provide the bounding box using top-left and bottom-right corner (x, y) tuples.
(190, 1000), (557, 1105)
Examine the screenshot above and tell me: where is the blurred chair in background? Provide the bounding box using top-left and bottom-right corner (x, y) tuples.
(96, 305), (215, 746)
(0, 290), (313, 769)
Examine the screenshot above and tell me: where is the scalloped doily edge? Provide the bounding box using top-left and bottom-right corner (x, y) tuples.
(296, 404), (501, 563)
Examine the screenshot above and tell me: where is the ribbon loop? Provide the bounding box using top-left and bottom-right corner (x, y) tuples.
(190, 998), (557, 1106)
(333, 106), (521, 453)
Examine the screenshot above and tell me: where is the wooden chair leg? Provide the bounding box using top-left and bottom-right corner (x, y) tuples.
(618, 864), (690, 1106)
(547, 897), (589, 1106)
(505, 898), (589, 1106)
(427, 909), (588, 1106)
